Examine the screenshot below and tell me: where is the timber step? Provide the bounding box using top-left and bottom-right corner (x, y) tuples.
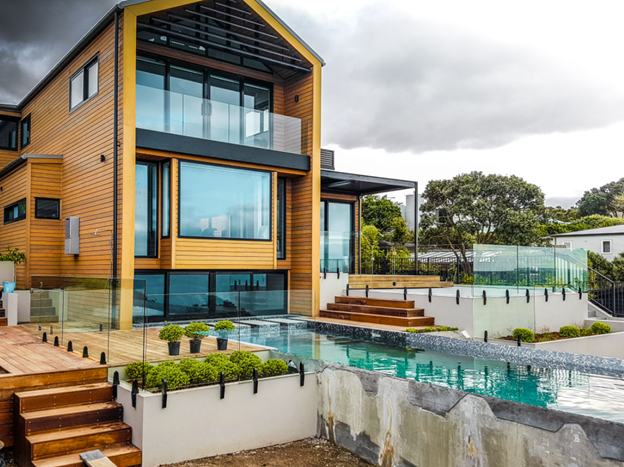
(0, 317), (6, 326)
(335, 296), (416, 309)
(27, 421), (132, 459)
(320, 310), (435, 327)
(18, 383), (113, 413)
(326, 303), (424, 317)
(348, 275), (453, 289)
(31, 443), (142, 467)
(22, 402), (123, 434)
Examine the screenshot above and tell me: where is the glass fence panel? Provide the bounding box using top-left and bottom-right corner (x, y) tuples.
(321, 231), (356, 273)
(136, 85), (305, 155)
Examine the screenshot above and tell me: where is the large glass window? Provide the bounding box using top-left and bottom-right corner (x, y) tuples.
(168, 274), (209, 316)
(135, 162), (158, 257)
(321, 200), (354, 273)
(179, 162), (271, 240)
(0, 118), (18, 150)
(136, 57), (166, 132)
(277, 178), (286, 259)
(170, 65), (203, 137)
(161, 162), (170, 238)
(134, 274), (165, 319)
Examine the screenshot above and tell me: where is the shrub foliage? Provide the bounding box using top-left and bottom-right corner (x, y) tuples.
(559, 325), (581, 338)
(513, 328), (535, 343)
(158, 324), (185, 342)
(591, 322), (611, 335)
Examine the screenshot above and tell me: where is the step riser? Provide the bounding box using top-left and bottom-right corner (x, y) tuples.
(320, 310), (435, 327)
(31, 428), (132, 459)
(327, 303), (424, 317)
(20, 388), (113, 414)
(31, 299), (54, 308)
(24, 407), (122, 435)
(31, 446), (142, 467)
(336, 296), (415, 309)
(30, 317), (60, 324)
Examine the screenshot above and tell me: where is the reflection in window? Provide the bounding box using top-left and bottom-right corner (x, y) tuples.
(135, 162), (158, 257)
(161, 162), (170, 237)
(277, 178), (286, 259)
(136, 57), (166, 131)
(0, 118), (18, 150)
(134, 274), (165, 319)
(179, 162), (271, 240)
(4, 198), (26, 224)
(168, 274), (209, 315)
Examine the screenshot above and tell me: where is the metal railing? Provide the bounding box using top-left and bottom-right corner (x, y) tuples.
(588, 268), (624, 316)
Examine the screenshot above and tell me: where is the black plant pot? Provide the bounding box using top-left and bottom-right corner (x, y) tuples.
(190, 339), (202, 354)
(216, 338), (228, 351)
(168, 341), (181, 356)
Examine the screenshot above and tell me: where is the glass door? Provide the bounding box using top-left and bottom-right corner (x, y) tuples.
(322, 201), (354, 273)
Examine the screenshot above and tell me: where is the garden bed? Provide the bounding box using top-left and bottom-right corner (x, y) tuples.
(500, 332), (590, 343)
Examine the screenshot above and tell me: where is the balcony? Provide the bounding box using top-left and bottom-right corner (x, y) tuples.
(136, 85), (306, 155)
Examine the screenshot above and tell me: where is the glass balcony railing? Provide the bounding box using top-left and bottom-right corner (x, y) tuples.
(136, 84), (306, 155)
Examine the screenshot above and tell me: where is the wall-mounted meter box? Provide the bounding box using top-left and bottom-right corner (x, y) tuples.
(65, 217), (80, 255)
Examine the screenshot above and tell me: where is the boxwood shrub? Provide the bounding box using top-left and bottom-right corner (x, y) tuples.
(580, 328), (595, 336)
(158, 324), (185, 343)
(184, 322), (210, 340)
(260, 359), (288, 377)
(146, 364), (190, 390)
(559, 325), (581, 338)
(125, 361), (154, 380)
(229, 350), (263, 378)
(591, 322), (611, 335)
(208, 359), (241, 380)
(205, 353), (230, 365)
(513, 328), (535, 343)
(214, 320), (236, 332)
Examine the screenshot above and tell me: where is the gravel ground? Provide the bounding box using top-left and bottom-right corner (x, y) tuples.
(164, 438), (373, 467)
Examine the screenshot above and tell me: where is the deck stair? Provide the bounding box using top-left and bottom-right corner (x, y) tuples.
(30, 291), (58, 324)
(14, 382), (141, 467)
(0, 298), (6, 326)
(348, 275), (453, 289)
(320, 296), (435, 327)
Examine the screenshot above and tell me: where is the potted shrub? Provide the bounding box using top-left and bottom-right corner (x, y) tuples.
(158, 324), (185, 356)
(213, 320), (236, 350)
(184, 322), (210, 354)
(0, 247), (26, 293)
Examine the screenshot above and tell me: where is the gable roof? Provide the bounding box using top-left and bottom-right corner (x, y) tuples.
(0, 0), (324, 111)
(551, 224), (624, 238)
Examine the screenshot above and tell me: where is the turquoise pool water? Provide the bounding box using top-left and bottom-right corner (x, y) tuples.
(240, 328), (624, 423)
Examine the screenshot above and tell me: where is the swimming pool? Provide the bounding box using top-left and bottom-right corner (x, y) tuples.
(238, 323), (624, 424)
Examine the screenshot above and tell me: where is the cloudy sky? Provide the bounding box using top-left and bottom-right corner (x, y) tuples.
(2, 0), (624, 208)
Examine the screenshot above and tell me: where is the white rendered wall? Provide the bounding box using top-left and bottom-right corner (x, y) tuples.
(15, 290), (30, 323)
(118, 374), (318, 467)
(523, 331), (624, 359)
(0, 262), (14, 283)
(320, 272), (349, 310)
(534, 292), (588, 332)
(2, 293), (18, 326)
(554, 234), (624, 260)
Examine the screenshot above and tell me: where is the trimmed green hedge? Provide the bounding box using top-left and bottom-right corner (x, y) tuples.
(146, 364), (190, 390)
(559, 325), (580, 338)
(260, 359), (288, 377)
(513, 328), (535, 343)
(229, 351), (263, 379)
(591, 322), (611, 335)
(124, 361), (154, 380)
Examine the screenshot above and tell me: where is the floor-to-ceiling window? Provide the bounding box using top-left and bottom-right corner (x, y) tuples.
(321, 200), (354, 273)
(179, 161), (271, 240)
(135, 162), (158, 257)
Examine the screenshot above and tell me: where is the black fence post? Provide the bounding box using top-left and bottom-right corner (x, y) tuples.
(366, 285), (369, 298)
(346, 284), (349, 297)
(517, 335), (521, 347)
(323, 268), (327, 280)
(428, 288), (432, 303)
(456, 289), (460, 305)
(579, 287), (582, 300)
(526, 289), (530, 304)
(112, 371), (119, 399)
(220, 372), (226, 399)
(483, 290), (487, 306)
(162, 380), (168, 409)
(484, 330), (488, 343)
(544, 288), (548, 302)
(42, 332), (47, 343)
(337, 267), (340, 279)
(53, 336), (59, 347)
(67, 341), (73, 352)
(404, 287), (407, 301)
(253, 368), (259, 394)
(100, 352), (107, 365)
(562, 287), (566, 301)
(82, 346), (89, 358)
(131, 379), (138, 408)
(506, 289), (510, 304)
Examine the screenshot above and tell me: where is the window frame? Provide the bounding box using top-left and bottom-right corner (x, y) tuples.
(4, 198), (27, 225)
(0, 117), (19, 151)
(20, 115), (31, 149)
(161, 161), (171, 239)
(277, 178), (286, 260)
(69, 54), (100, 113)
(177, 159), (273, 242)
(321, 198), (356, 274)
(34, 198), (61, 220)
(602, 240), (612, 254)
(135, 160), (159, 258)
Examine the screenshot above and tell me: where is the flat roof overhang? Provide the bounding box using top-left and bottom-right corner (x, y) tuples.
(321, 170), (417, 196)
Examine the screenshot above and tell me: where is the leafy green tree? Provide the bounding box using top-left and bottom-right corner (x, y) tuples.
(544, 206), (579, 223)
(576, 178), (624, 217)
(360, 224), (384, 273)
(539, 215), (624, 237)
(420, 172), (545, 266)
(612, 193), (624, 216)
(386, 217), (413, 246)
(362, 195), (402, 233)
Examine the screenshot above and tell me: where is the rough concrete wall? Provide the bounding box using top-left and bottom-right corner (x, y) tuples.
(317, 363), (624, 467)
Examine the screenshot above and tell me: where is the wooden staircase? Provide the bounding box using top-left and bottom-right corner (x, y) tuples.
(15, 382), (141, 467)
(0, 298), (6, 326)
(320, 296), (435, 327)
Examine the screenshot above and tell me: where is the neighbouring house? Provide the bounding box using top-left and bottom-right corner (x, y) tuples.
(0, 0), (416, 328)
(551, 225), (624, 260)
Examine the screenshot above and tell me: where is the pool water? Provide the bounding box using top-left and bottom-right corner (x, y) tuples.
(239, 327), (624, 423)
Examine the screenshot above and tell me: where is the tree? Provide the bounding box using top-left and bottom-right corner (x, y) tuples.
(386, 217), (413, 246)
(361, 195), (402, 233)
(360, 224), (384, 273)
(544, 206), (579, 223)
(612, 193), (624, 216)
(420, 172), (545, 267)
(576, 178), (624, 217)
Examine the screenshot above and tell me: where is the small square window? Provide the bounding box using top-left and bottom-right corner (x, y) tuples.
(0, 118), (18, 151)
(20, 115), (30, 149)
(4, 199), (26, 224)
(69, 55), (99, 111)
(563, 241), (572, 249)
(35, 198), (61, 219)
(602, 240), (612, 254)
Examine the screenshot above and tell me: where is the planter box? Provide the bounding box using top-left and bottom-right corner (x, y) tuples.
(116, 372), (317, 467)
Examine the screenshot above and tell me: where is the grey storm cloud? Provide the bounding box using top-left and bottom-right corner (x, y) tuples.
(292, 4), (624, 153)
(0, 0), (119, 104)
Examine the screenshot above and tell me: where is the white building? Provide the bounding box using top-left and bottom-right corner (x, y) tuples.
(400, 194), (424, 230)
(551, 225), (624, 259)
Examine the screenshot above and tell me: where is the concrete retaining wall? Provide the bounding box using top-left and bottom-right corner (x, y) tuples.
(317, 362), (624, 467)
(117, 373), (318, 467)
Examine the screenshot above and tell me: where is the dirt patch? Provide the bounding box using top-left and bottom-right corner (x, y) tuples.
(164, 438), (373, 467)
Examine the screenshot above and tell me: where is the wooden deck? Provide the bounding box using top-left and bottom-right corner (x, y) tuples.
(20, 325), (265, 367)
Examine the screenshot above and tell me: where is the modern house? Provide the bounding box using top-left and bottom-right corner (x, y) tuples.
(0, 0), (416, 329)
(552, 225), (624, 260)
